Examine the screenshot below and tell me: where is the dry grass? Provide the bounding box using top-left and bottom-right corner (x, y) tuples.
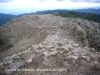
(0, 14), (58, 60)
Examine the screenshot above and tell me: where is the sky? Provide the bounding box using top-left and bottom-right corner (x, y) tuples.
(0, 0), (100, 15)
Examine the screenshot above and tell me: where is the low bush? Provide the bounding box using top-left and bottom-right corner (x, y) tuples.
(77, 30), (86, 42)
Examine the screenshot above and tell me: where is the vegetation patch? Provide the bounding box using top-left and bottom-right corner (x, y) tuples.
(59, 11), (99, 23)
(89, 48), (95, 53)
(77, 30), (86, 42)
(56, 47), (65, 51)
(57, 43), (63, 47)
(0, 32), (13, 51)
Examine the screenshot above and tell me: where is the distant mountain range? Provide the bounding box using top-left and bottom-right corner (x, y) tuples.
(0, 13), (17, 26)
(0, 9), (100, 26)
(35, 9), (100, 15)
(35, 9), (100, 23)
(74, 9), (100, 15)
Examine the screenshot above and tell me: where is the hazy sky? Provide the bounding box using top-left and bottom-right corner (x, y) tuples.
(0, 0), (100, 14)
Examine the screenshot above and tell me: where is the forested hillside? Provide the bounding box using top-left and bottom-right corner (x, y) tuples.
(0, 13), (17, 26)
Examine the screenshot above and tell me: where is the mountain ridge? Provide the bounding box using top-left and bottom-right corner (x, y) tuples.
(0, 9), (100, 26)
(0, 14), (100, 75)
(74, 8), (100, 15)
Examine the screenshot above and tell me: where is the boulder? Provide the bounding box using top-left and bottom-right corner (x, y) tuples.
(5, 70), (13, 75)
(32, 54), (43, 65)
(84, 39), (89, 47)
(62, 61), (69, 67)
(9, 62), (25, 70)
(43, 51), (57, 57)
(43, 57), (52, 67)
(26, 54), (35, 64)
(5, 62), (25, 75)
(53, 12), (59, 16)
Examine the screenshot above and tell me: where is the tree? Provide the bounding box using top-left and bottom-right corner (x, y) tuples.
(84, 13), (98, 22)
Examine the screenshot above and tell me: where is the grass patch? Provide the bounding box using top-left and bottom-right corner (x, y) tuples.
(73, 20), (77, 23)
(56, 47), (65, 51)
(68, 47), (73, 51)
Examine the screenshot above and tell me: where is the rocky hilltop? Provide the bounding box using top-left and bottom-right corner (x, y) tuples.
(0, 14), (100, 75)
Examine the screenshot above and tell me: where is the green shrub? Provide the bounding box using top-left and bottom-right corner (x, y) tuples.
(89, 48), (95, 53)
(77, 30), (86, 42)
(0, 32), (4, 46)
(0, 38), (5, 46)
(7, 44), (13, 48)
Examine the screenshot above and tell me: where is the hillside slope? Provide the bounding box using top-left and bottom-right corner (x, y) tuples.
(0, 14), (100, 75)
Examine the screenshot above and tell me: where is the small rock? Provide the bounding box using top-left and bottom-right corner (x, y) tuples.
(14, 55), (20, 59)
(5, 70), (14, 75)
(32, 45), (39, 50)
(84, 40), (89, 47)
(68, 45), (73, 49)
(94, 61), (100, 70)
(62, 45), (69, 50)
(62, 61), (69, 67)
(32, 54), (43, 64)
(60, 51), (64, 54)
(43, 57), (52, 67)
(11, 54), (18, 58)
(0, 63), (3, 66)
(26, 54), (35, 64)
(47, 45), (53, 49)
(49, 51), (57, 56)
(38, 43), (43, 48)
(26, 59), (32, 64)
(86, 57), (91, 62)
(82, 56), (91, 62)
(94, 61), (98, 64)
(96, 52), (100, 55)
(81, 56), (87, 59)
(21, 50), (29, 54)
(43, 51), (57, 57)
(69, 41), (74, 44)
(53, 73), (59, 75)
(85, 46), (88, 49)
(76, 64), (78, 66)
(17, 52), (21, 55)
(73, 43), (79, 47)
(3, 56), (13, 64)
(28, 47), (31, 51)
(69, 56), (79, 60)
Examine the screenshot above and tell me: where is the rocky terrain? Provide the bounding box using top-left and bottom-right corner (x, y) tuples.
(0, 14), (100, 75)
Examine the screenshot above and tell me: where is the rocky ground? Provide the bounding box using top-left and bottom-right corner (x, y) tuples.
(1, 34), (100, 75)
(0, 14), (100, 75)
